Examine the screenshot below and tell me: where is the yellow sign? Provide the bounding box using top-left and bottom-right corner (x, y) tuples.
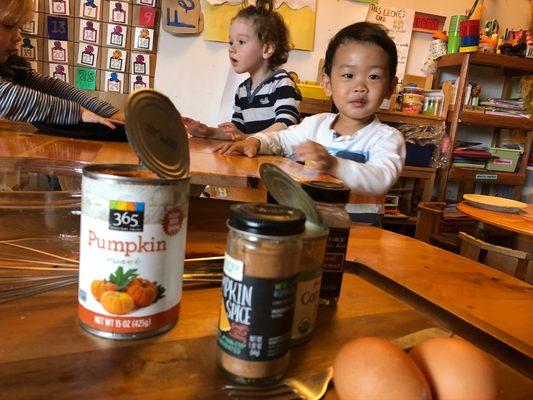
(203, 2), (316, 51)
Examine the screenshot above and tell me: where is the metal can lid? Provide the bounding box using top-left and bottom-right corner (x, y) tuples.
(125, 89), (189, 179)
(259, 163), (325, 228)
(228, 203), (306, 236)
(301, 181), (350, 204)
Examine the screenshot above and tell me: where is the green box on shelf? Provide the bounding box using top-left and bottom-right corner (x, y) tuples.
(486, 147), (522, 172)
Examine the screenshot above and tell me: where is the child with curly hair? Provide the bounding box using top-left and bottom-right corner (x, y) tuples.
(184, 0), (301, 140)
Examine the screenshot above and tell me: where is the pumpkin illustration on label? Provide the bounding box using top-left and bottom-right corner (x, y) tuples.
(126, 278), (158, 307)
(101, 291), (134, 315)
(90, 267), (166, 315)
(91, 279), (118, 301)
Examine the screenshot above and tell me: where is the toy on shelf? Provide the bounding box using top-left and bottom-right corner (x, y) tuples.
(423, 31), (447, 74)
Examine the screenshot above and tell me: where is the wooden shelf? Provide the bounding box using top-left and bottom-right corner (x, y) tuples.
(454, 110), (533, 131)
(437, 53), (533, 74)
(376, 110), (445, 126)
(383, 216), (417, 225)
(448, 168), (526, 185)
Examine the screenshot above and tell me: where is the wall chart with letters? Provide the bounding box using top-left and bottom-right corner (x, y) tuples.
(21, 0), (160, 98)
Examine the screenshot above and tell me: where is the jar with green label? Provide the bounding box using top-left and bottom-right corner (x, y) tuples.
(217, 203), (305, 384)
(301, 181), (351, 306)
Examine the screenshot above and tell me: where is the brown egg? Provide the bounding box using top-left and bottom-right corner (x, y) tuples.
(409, 338), (498, 400)
(333, 337), (432, 400)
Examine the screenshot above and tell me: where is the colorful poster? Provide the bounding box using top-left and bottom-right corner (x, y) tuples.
(130, 74), (149, 92)
(80, 19), (100, 43)
(47, 16), (68, 41)
(21, 12), (39, 35)
(20, 37), (38, 60)
(130, 52), (149, 75)
(109, 1), (129, 24)
(133, 27), (153, 51)
(75, 67), (97, 90)
(49, 63), (69, 82)
(138, 6), (157, 27)
(366, 4), (414, 80)
(105, 71), (124, 93)
(77, 43), (99, 67)
(50, 0), (70, 15)
(107, 48), (126, 72)
(79, 0), (101, 20)
(106, 24), (127, 47)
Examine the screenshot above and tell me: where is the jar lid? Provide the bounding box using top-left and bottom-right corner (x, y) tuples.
(125, 89), (189, 179)
(228, 203), (306, 236)
(259, 163), (325, 228)
(402, 86), (423, 95)
(301, 181), (350, 204)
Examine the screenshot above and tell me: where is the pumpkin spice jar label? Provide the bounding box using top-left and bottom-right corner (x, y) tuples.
(218, 255), (297, 361)
(78, 171), (189, 339)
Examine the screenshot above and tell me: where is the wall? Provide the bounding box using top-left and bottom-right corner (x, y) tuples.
(154, 0), (531, 125)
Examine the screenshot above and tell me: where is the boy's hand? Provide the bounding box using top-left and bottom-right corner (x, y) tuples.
(81, 108), (117, 129)
(294, 141), (337, 174)
(183, 117), (211, 137)
(217, 122), (247, 141)
(213, 137), (261, 157)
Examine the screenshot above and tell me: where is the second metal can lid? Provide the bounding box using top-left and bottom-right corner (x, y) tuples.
(125, 89), (189, 179)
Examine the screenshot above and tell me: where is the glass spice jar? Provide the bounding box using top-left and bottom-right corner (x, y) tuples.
(217, 203), (306, 385)
(301, 182), (351, 306)
(259, 163), (329, 346)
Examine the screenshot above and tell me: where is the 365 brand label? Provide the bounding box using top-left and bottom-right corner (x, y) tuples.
(109, 200), (145, 232)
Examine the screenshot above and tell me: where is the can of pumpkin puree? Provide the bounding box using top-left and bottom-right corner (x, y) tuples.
(78, 90), (190, 339)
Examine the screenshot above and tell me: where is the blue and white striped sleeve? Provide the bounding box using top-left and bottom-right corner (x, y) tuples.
(0, 77), (82, 125)
(273, 77), (301, 127)
(25, 69), (118, 117)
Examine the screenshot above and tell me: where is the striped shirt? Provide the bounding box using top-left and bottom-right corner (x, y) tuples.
(0, 55), (117, 125)
(231, 69), (301, 134)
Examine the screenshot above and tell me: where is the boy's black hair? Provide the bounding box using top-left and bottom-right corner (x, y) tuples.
(324, 22), (397, 81)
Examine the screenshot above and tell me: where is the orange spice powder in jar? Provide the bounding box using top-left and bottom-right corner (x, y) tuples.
(217, 203), (306, 385)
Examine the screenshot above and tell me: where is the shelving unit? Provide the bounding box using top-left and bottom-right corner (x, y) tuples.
(435, 53), (533, 200)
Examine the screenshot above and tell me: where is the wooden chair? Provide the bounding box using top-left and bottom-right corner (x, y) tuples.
(459, 232), (533, 283)
(415, 202), (461, 252)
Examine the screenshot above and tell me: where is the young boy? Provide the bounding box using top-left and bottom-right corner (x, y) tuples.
(215, 22), (406, 224)
(184, 0), (301, 141)
(0, 0), (123, 128)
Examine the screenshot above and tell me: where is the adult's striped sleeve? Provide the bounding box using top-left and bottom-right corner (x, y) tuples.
(25, 70), (118, 118)
(0, 78), (82, 124)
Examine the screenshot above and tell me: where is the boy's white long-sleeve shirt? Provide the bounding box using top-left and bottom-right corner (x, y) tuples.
(253, 113), (406, 198)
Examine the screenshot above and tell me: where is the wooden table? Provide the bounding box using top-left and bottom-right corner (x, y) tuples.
(345, 225), (533, 373)
(457, 202), (533, 237)
(1, 269), (532, 399)
(0, 124), (532, 396)
(0, 129), (338, 190)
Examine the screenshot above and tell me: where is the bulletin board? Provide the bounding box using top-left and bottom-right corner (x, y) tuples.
(19, 0), (161, 103)
(203, 0), (316, 51)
